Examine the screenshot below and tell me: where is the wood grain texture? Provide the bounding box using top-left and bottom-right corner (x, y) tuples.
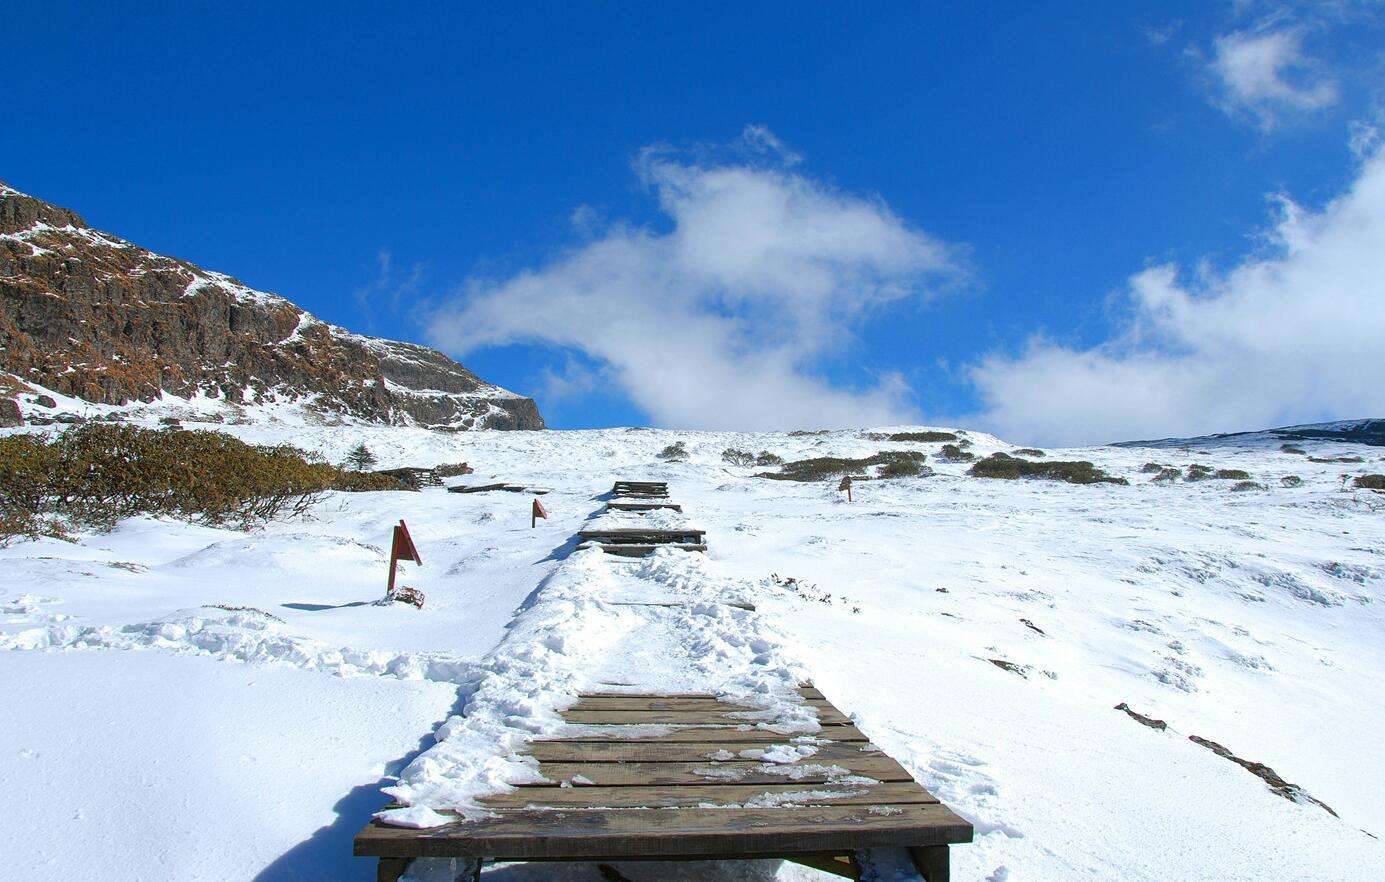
(527, 758), (913, 786)
(478, 781), (935, 809)
(559, 708), (851, 726)
(540, 723), (868, 744)
(528, 740), (888, 763)
(354, 803), (974, 859)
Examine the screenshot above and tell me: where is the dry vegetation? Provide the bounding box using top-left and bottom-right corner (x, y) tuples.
(968, 452), (1127, 485)
(0, 424), (342, 542)
(756, 450), (928, 482)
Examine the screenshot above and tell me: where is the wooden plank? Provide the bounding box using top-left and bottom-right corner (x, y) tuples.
(529, 740), (886, 763)
(354, 803), (974, 859)
(579, 528), (707, 538)
(560, 708), (851, 726)
(528, 758), (914, 786)
(478, 781), (936, 809)
(590, 543), (708, 556)
(568, 697), (833, 713)
(799, 686), (826, 701)
(540, 723), (869, 744)
(607, 501), (683, 511)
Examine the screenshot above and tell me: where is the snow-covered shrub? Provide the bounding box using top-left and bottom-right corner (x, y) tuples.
(885, 430), (958, 443)
(1281, 475), (1304, 487)
(969, 452), (1128, 485)
(656, 441), (688, 460)
(1281, 444), (1307, 455)
(1141, 462), (1165, 473)
(754, 451), (783, 466)
(758, 450), (925, 482)
(1354, 474), (1385, 490)
(1186, 464), (1215, 481)
(1231, 481), (1268, 492)
(1014, 448), (1045, 457)
(1152, 467), (1182, 483)
(434, 462), (474, 477)
(721, 448), (755, 466)
(334, 470), (411, 492)
(0, 424), (337, 539)
(1214, 469), (1252, 480)
(937, 443), (975, 463)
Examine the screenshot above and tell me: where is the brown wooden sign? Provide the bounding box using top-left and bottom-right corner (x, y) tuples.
(532, 498), (549, 528)
(838, 476), (853, 502)
(387, 519), (422, 596)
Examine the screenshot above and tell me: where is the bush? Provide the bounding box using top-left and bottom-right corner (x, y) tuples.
(334, 470), (410, 492)
(788, 430), (829, 437)
(1140, 462), (1165, 474)
(1280, 475), (1304, 488)
(754, 451), (783, 466)
(1013, 448), (1045, 457)
(1310, 455), (1365, 464)
(757, 450), (927, 482)
(345, 442), (377, 471)
(1214, 469), (1251, 480)
(938, 444), (975, 463)
(0, 424), (337, 541)
(886, 431), (957, 443)
(969, 452), (1128, 485)
(1354, 474), (1385, 490)
(1185, 464), (1214, 482)
(880, 459), (933, 478)
(657, 441), (688, 460)
(1280, 444), (1306, 455)
(1230, 481), (1267, 492)
(1152, 467), (1181, 483)
(434, 462), (474, 477)
(722, 448), (755, 466)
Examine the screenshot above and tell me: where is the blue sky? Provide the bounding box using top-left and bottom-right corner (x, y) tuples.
(6, 2), (1384, 442)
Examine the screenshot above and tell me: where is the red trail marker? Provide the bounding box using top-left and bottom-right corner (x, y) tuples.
(532, 498), (549, 528)
(387, 519), (422, 597)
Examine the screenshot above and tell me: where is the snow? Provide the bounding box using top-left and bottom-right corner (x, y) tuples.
(2, 419), (1383, 880)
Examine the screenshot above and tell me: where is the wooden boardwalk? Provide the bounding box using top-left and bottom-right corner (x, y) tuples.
(580, 481), (707, 556)
(356, 685), (972, 880)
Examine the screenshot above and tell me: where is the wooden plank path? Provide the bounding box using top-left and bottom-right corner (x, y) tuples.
(355, 685), (971, 880)
(578, 481), (707, 557)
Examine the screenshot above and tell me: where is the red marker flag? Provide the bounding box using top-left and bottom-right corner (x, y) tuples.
(532, 498), (549, 528)
(387, 519), (422, 596)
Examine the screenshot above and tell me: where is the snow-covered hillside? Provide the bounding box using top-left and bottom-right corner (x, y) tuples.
(2, 420), (1383, 881)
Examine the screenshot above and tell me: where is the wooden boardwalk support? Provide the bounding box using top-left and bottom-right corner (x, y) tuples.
(355, 686), (971, 880)
(607, 500), (684, 512)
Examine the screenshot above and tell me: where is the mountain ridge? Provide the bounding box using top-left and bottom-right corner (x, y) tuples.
(0, 180), (543, 430)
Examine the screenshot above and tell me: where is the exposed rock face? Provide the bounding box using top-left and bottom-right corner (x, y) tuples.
(0, 181), (544, 430)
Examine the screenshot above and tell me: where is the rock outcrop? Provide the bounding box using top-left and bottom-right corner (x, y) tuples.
(0, 181), (543, 430)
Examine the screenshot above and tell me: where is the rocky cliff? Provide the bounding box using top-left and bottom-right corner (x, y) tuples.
(0, 181), (543, 430)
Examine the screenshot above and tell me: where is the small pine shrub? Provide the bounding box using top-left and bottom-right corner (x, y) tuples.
(1280, 475), (1304, 488)
(657, 441), (688, 460)
(345, 442), (378, 471)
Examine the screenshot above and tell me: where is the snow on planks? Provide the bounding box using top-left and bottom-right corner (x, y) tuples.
(354, 686), (972, 880)
(580, 481), (707, 556)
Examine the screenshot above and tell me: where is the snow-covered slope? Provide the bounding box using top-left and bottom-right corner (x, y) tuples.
(2, 421), (1383, 880)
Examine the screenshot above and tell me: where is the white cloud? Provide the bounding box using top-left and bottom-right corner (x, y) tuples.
(428, 131), (959, 430)
(1209, 27), (1339, 128)
(968, 143), (1385, 446)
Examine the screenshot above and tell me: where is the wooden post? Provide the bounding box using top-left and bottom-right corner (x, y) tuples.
(838, 475), (853, 502)
(909, 845), (950, 881)
(532, 498), (548, 528)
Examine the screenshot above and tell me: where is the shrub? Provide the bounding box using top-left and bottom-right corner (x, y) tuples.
(788, 430), (829, 437)
(1152, 467), (1181, 483)
(0, 424), (337, 541)
(880, 459), (933, 478)
(434, 462), (474, 477)
(969, 452), (1127, 485)
(1230, 481), (1267, 492)
(334, 470), (410, 492)
(757, 450), (926, 482)
(754, 451), (783, 466)
(1280, 475), (1303, 488)
(1014, 448), (1045, 457)
(1214, 469), (1251, 480)
(657, 441), (688, 460)
(1354, 474), (1385, 490)
(1280, 444), (1306, 455)
(1310, 455), (1365, 464)
(722, 448), (755, 466)
(886, 431), (957, 443)
(1185, 464), (1214, 482)
(938, 444), (975, 463)
(1140, 462), (1165, 474)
